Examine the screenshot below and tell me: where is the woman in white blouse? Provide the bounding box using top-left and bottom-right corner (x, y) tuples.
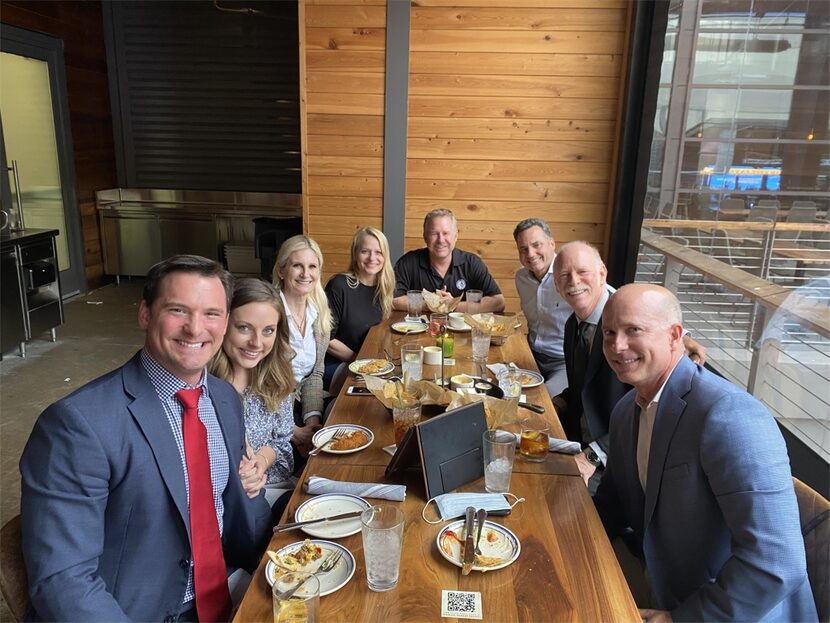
(272, 235), (331, 455)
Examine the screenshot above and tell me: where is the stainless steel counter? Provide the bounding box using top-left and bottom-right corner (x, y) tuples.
(96, 188), (302, 277)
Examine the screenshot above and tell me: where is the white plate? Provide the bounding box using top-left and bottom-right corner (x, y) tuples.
(436, 520), (521, 573)
(293, 493), (370, 539)
(392, 321), (427, 334)
(448, 322), (471, 332)
(266, 540), (355, 596)
(348, 358), (395, 376)
(515, 369), (544, 388)
(311, 425), (374, 455)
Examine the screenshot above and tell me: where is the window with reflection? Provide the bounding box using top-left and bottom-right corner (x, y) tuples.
(636, 0), (830, 464)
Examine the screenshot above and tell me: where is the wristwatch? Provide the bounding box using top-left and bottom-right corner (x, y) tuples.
(584, 449), (603, 469)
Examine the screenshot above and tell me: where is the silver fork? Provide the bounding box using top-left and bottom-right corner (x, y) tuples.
(308, 428), (349, 456)
(316, 550), (343, 574)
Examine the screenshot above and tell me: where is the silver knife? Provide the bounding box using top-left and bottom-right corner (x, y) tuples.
(518, 401), (545, 413)
(461, 506), (476, 575)
(273, 510), (364, 532)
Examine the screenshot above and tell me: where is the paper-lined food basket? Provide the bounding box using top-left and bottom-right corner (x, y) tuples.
(362, 374), (520, 429)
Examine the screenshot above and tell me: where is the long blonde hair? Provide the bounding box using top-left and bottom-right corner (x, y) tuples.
(272, 235), (332, 334)
(209, 278), (295, 412)
(343, 227), (394, 319)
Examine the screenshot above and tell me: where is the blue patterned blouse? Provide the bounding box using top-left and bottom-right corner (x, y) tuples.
(242, 390), (294, 484)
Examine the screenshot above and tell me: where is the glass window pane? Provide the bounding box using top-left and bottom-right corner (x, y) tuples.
(693, 33), (828, 86)
(678, 140), (828, 193)
(0, 52), (70, 270)
(700, 0), (828, 29)
(686, 88), (829, 139)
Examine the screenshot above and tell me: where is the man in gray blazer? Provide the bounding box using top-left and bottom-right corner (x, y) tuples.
(595, 284), (816, 622)
(20, 255), (271, 622)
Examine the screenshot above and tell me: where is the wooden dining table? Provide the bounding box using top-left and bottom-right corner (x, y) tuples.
(232, 314), (640, 622)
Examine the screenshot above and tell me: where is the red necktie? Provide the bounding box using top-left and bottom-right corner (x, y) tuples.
(176, 388), (231, 623)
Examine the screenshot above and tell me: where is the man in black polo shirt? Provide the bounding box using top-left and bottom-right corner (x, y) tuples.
(392, 209), (505, 313)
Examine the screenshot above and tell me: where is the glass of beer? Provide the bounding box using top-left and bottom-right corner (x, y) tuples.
(519, 416), (550, 462)
(272, 571), (320, 623)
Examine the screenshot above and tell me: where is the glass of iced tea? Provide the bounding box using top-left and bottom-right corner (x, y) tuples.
(519, 416), (550, 462)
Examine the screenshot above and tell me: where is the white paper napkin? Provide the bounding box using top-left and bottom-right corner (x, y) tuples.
(510, 433), (581, 455)
(305, 476), (406, 501)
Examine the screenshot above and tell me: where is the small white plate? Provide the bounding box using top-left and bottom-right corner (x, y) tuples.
(392, 321), (427, 334)
(266, 540), (355, 596)
(294, 493), (370, 539)
(348, 358), (395, 376)
(515, 369), (544, 388)
(312, 425), (374, 454)
(448, 323), (471, 332)
(436, 520), (520, 573)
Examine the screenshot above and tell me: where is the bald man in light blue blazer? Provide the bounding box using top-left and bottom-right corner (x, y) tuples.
(595, 284), (816, 623)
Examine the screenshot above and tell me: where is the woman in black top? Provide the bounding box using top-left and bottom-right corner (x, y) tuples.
(324, 226), (395, 388)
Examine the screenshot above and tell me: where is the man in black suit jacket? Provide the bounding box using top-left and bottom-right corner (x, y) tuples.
(551, 242), (626, 493)
(552, 242), (707, 494)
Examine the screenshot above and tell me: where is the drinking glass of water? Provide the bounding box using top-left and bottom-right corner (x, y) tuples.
(466, 289), (483, 316)
(483, 429), (516, 493)
(471, 326), (491, 362)
(361, 505), (405, 592)
(400, 344), (423, 381)
(406, 290), (423, 320)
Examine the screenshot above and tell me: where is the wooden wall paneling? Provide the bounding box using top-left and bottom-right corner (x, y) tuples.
(305, 113), (384, 136)
(408, 96), (617, 120)
(306, 156), (384, 177)
(306, 196), (384, 214)
(408, 179), (609, 203)
(304, 5), (386, 27)
(410, 0), (626, 8)
(301, 0), (387, 279)
(407, 159), (611, 183)
(409, 7), (627, 30)
(409, 30), (625, 54)
(305, 92), (385, 115)
(306, 50), (386, 72)
(410, 52), (621, 76)
(2, 0), (117, 289)
(408, 117), (616, 141)
(405, 3), (631, 305)
(409, 74), (619, 98)
(407, 138), (612, 162)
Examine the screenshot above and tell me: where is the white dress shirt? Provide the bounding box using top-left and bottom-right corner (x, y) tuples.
(280, 291), (319, 383)
(636, 356), (684, 491)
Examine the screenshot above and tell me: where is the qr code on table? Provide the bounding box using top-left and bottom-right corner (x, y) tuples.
(441, 590), (482, 619)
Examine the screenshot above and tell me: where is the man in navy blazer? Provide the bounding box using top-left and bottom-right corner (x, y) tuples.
(20, 255), (272, 622)
(594, 284), (816, 622)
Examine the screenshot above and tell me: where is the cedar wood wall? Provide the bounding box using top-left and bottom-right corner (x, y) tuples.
(2, 1), (116, 290)
(301, 0), (632, 312)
